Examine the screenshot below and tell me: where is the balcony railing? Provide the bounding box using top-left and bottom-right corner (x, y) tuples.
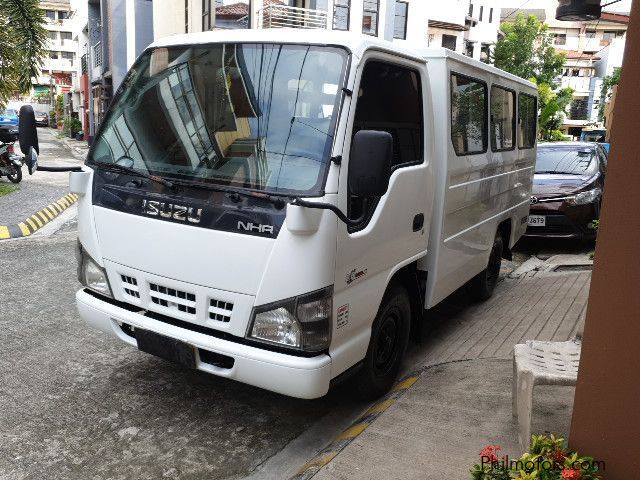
(258, 4), (327, 29)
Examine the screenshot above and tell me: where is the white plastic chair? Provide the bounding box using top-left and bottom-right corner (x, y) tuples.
(512, 339), (581, 451)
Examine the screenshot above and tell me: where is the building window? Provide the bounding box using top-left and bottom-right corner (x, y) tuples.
(442, 34), (457, 51)
(334, 0), (350, 31)
(465, 41), (475, 57)
(60, 31), (72, 40)
(394, 1), (408, 40)
(48, 31), (57, 40)
(469, 3), (473, 16)
(428, 34), (435, 45)
(570, 98), (589, 120)
(490, 86), (516, 151)
(202, 0), (212, 30)
(554, 33), (567, 45)
(518, 93), (537, 149)
(45, 10), (55, 20)
(58, 11), (68, 20)
(602, 31), (617, 44)
(479, 6), (483, 21)
(93, 42), (102, 68)
(586, 30), (596, 38)
(451, 73), (487, 155)
(480, 43), (491, 63)
(362, 0), (379, 36)
(49, 51), (59, 59)
(489, 8), (493, 23)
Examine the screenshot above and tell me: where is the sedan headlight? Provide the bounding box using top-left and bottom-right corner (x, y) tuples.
(248, 287), (333, 352)
(77, 241), (113, 298)
(569, 187), (602, 205)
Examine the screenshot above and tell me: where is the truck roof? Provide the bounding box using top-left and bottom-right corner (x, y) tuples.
(151, 29), (536, 90)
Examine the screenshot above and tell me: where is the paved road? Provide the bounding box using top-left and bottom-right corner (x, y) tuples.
(0, 228), (365, 480)
(0, 128), (83, 226)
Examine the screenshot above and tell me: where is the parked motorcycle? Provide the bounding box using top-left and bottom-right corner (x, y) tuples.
(0, 125), (23, 183)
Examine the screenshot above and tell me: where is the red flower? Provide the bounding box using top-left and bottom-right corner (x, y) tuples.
(554, 448), (567, 463)
(479, 445), (502, 463)
(561, 468), (582, 480)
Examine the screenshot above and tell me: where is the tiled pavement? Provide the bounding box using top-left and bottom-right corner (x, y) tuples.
(310, 268), (591, 480)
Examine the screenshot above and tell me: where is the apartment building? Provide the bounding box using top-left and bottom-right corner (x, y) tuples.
(32, 0), (77, 105)
(502, 4), (629, 136)
(425, 0), (501, 63)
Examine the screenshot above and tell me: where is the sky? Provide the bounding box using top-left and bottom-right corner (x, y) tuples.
(500, 0), (633, 14)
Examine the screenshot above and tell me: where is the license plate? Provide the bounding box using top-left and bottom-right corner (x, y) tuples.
(528, 215), (546, 226)
(136, 329), (197, 369)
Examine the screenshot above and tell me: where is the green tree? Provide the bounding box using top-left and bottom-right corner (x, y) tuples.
(538, 82), (574, 140)
(0, 0), (48, 108)
(493, 14), (566, 85)
(598, 67), (621, 121)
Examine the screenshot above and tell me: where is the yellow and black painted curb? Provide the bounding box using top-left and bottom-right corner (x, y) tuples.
(289, 372), (421, 480)
(0, 193), (79, 240)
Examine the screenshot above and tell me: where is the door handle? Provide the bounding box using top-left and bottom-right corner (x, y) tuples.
(413, 213), (424, 232)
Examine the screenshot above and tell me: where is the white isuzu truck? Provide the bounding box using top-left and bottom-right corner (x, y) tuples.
(69, 30), (537, 399)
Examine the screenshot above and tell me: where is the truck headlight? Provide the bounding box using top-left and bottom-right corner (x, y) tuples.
(248, 287), (333, 352)
(570, 187), (602, 205)
(77, 241), (113, 298)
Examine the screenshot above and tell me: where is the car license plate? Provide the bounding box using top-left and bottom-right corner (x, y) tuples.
(136, 329), (197, 369)
(528, 215), (546, 227)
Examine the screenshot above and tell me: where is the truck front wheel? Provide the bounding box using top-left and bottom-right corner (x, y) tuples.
(467, 231), (503, 301)
(355, 284), (411, 400)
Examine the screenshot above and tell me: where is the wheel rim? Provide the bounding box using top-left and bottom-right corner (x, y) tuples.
(373, 309), (400, 377)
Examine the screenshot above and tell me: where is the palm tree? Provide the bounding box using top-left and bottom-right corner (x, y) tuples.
(0, 0), (47, 108)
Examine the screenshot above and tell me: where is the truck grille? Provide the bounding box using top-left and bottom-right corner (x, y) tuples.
(121, 275), (140, 298)
(209, 299), (234, 323)
(149, 283), (196, 315)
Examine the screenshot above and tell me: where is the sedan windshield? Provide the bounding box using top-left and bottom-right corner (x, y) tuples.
(89, 43), (348, 195)
(535, 147), (598, 175)
(1, 109), (16, 116)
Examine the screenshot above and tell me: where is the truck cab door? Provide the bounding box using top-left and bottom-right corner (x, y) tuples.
(330, 55), (432, 376)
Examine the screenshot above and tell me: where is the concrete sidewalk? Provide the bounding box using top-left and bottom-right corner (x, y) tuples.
(306, 265), (591, 480)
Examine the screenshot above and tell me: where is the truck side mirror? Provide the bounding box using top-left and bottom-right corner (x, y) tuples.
(348, 130), (392, 198)
(18, 105), (39, 156)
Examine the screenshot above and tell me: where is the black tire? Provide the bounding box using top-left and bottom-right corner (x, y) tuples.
(467, 232), (504, 301)
(355, 284), (411, 400)
(6, 163), (22, 183)
(18, 105), (39, 155)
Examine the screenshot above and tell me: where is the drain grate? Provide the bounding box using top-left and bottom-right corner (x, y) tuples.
(553, 265), (593, 272)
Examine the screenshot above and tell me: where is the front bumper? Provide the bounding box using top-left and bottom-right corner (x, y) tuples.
(76, 289), (332, 399)
(525, 203), (598, 240)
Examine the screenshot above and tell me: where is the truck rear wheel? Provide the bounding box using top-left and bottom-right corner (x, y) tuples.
(355, 284), (411, 400)
(467, 232), (503, 301)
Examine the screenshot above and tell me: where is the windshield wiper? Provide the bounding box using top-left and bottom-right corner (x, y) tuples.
(175, 180), (288, 209)
(95, 162), (175, 188)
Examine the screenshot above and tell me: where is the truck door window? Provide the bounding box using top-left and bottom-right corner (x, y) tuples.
(451, 73), (488, 155)
(518, 93), (537, 149)
(490, 85), (516, 151)
(348, 60), (423, 231)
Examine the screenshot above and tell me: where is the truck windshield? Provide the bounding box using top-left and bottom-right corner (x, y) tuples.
(88, 43), (348, 195)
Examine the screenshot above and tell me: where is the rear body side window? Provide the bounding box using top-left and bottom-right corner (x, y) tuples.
(451, 73), (488, 155)
(353, 60), (423, 168)
(518, 93), (537, 149)
(490, 85), (516, 151)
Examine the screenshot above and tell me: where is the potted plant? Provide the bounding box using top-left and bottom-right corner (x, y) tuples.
(470, 435), (602, 479)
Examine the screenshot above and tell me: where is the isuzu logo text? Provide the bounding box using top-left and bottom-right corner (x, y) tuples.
(237, 221), (274, 234)
(141, 200), (202, 224)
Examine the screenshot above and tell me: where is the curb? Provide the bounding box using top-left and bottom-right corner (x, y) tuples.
(289, 374), (420, 480)
(0, 193), (79, 240)
(290, 359), (474, 480)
